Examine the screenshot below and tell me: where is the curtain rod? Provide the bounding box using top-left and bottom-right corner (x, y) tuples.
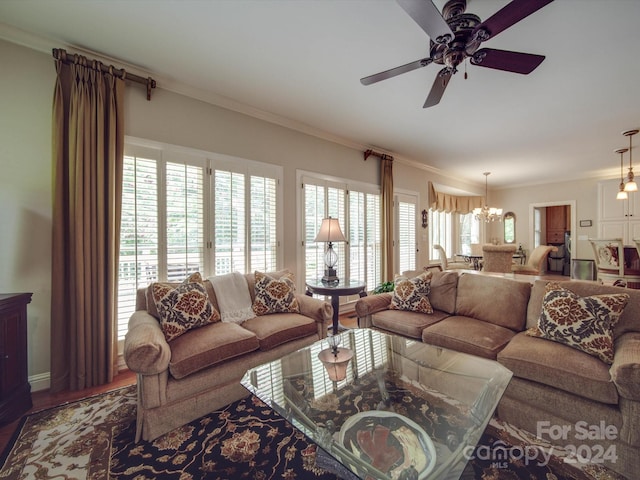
(52, 48), (156, 101)
(363, 149), (393, 161)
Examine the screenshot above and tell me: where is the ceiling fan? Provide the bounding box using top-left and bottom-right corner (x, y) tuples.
(361, 0), (554, 108)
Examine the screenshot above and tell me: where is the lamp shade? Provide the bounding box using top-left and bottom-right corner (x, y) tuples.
(624, 180), (638, 192)
(318, 347), (353, 382)
(314, 217), (346, 243)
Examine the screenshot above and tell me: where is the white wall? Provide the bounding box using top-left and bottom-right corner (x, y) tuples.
(0, 37), (606, 389)
(490, 177), (601, 260)
(0, 40), (55, 390)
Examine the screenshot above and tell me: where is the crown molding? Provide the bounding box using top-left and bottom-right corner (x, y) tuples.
(0, 21), (472, 188)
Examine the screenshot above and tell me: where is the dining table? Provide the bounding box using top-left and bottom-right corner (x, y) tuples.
(456, 253), (483, 270)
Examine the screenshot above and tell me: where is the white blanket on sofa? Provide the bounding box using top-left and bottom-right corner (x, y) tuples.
(208, 272), (255, 324)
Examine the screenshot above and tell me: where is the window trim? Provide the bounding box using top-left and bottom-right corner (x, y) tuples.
(394, 190), (419, 274)
(296, 169), (380, 293)
(119, 136), (284, 345)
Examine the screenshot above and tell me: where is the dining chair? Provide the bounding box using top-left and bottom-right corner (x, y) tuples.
(481, 244), (517, 273)
(589, 238), (640, 288)
(511, 245), (557, 275)
(433, 244), (470, 270)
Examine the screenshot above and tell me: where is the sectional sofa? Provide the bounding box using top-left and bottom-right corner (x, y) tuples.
(355, 271), (640, 479)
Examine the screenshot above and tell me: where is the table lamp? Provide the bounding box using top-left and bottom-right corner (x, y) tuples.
(314, 217), (346, 284)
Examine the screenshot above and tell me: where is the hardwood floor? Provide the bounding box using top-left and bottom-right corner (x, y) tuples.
(0, 369), (136, 454)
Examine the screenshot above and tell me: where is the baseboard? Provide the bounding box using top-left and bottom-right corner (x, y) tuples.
(29, 354), (128, 393)
(29, 372), (50, 392)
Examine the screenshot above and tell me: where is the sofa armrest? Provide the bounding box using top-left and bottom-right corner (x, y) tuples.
(296, 293), (332, 325)
(124, 310), (171, 375)
(355, 293), (392, 328)
(355, 293), (392, 318)
(610, 332), (640, 400)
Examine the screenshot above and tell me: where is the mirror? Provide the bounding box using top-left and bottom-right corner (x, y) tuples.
(504, 212), (516, 244)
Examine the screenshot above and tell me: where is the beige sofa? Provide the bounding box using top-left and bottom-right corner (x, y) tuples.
(355, 271), (640, 479)
(124, 271), (332, 442)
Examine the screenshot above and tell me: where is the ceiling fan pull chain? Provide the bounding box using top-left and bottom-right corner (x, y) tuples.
(464, 59), (468, 80)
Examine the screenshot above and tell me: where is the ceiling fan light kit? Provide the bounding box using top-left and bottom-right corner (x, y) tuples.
(361, 0), (554, 107)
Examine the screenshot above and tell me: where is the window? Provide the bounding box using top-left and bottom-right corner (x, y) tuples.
(458, 212), (481, 255)
(395, 193), (417, 274)
(117, 140), (282, 341)
(429, 210), (453, 260)
(300, 173), (381, 290)
(429, 210), (480, 260)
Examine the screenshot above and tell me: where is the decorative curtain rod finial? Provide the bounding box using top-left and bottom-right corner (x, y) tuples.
(52, 47), (156, 101)
(363, 149), (393, 162)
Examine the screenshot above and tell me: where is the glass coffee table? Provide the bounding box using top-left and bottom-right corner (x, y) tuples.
(241, 329), (512, 480)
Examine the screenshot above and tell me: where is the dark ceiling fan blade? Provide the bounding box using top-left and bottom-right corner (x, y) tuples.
(470, 48), (545, 74)
(473, 0), (553, 41)
(396, 0), (454, 44)
(361, 58), (433, 85)
(423, 68), (452, 108)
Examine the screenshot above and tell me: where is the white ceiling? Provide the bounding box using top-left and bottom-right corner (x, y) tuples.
(2, 0), (640, 188)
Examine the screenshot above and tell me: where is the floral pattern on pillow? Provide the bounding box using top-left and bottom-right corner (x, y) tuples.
(252, 271), (300, 316)
(389, 271), (433, 314)
(526, 282), (628, 364)
(152, 272), (220, 342)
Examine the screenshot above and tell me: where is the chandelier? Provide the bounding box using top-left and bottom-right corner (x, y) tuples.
(473, 172), (503, 222)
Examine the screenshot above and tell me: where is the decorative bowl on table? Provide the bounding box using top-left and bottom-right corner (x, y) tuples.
(339, 411), (436, 480)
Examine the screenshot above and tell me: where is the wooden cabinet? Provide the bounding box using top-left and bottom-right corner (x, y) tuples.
(598, 179), (640, 244)
(0, 293), (32, 424)
(546, 205), (569, 244)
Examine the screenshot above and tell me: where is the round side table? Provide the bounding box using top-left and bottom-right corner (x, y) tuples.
(305, 279), (366, 335)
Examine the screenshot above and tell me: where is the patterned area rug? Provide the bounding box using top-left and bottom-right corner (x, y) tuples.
(0, 385), (626, 480)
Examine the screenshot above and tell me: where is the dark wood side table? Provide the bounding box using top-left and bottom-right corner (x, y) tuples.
(0, 293), (33, 424)
(305, 279), (366, 335)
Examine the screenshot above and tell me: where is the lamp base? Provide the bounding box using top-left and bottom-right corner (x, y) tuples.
(322, 267), (339, 285)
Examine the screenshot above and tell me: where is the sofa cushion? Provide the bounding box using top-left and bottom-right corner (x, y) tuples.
(372, 309), (449, 340)
(146, 278), (219, 318)
(498, 332), (619, 405)
(390, 271), (433, 314)
(242, 313), (316, 350)
(168, 321), (259, 379)
(455, 274), (530, 331)
(244, 269), (290, 302)
(527, 282), (628, 364)
(528, 279), (640, 339)
(422, 316), (516, 359)
(428, 271), (459, 314)
(151, 272), (220, 342)
(252, 271), (300, 316)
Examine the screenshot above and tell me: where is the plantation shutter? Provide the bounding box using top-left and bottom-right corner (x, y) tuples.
(396, 194), (417, 274)
(250, 175), (278, 272)
(165, 160), (205, 281)
(214, 169), (246, 275)
(118, 153), (159, 340)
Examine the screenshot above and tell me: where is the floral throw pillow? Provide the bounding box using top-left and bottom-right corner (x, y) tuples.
(152, 272), (220, 342)
(526, 282), (628, 364)
(389, 271), (433, 314)
(252, 271), (300, 316)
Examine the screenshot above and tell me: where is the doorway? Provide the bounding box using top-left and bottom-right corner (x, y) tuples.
(529, 201), (576, 275)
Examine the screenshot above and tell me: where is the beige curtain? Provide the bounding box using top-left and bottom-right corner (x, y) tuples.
(51, 55), (125, 391)
(381, 156), (394, 282)
(428, 182), (483, 214)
